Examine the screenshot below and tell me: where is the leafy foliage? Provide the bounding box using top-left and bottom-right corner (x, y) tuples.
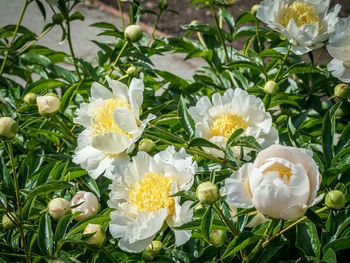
(0, 0), (349, 262)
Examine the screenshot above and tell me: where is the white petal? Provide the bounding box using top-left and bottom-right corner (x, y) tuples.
(113, 107), (139, 134)
(106, 77), (129, 102)
(91, 82), (113, 101)
(91, 133), (131, 154)
(128, 78), (144, 119)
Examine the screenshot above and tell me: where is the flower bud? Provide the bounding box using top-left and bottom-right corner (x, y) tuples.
(264, 80), (279, 95)
(48, 198), (70, 220)
(251, 4), (260, 15)
(36, 94), (60, 116)
(209, 230), (227, 247)
(334, 83), (350, 99)
(142, 240), (163, 261)
(52, 13), (64, 24)
(158, 0), (168, 10)
(126, 66), (139, 78)
(224, 0), (236, 5)
(71, 191), (100, 221)
(83, 223), (105, 247)
(325, 190), (346, 210)
(0, 117), (18, 140)
(196, 181), (219, 205)
(138, 138), (156, 153)
(124, 25), (143, 42)
(23, 92), (37, 105)
(2, 213), (16, 229)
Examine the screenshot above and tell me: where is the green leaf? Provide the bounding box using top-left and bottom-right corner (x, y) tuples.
(188, 138), (221, 150)
(26, 79), (66, 94)
(178, 96), (195, 138)
(38, 213), (53, 256)
(226, 128), (244, 147)
(201, 205), (214, 243)
(69, 11), (85, 21)
(222, 232), (262, 259)
(55, 213), (74, 241)
(60, 80), (82, 113)
(296, 222), (321, 258)
(322, 111), (335, 164)
(323, 237), (350, 253)
(335, 121), (350, 153)
(26, 181), (73, 204)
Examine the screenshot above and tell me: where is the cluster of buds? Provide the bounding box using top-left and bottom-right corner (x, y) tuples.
(47, 191), (100, 221)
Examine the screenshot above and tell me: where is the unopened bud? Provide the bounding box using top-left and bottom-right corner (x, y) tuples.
(264, 80), (279, 95)
(2, 213), (16, 229)
(71, 191), (100, 221)
(138, 138), (155, 153)
(158, 0), (168, 10)
(209, 230), (227, 247)
(224, 0), (236, 5)
(325, 190), (346, 210)
(83, 224), (105, 247)
(142, 241), (162, 261)
(0, 117), (18, 140)
(124, 25), (143, 42)
(196, 181), (219, 205)
(37, 93), (60, 116)
(126, 66), (139, 78)
(48, 198), (70, 220)
(251, 4), (260, 15)
(334, 83), (350, 99)
(52, 14), (64, 24)
(23, 92), (37, 105)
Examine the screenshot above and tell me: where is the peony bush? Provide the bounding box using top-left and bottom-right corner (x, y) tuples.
(0, 0), (350, 262)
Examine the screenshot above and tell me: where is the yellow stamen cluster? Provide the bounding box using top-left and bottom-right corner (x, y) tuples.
(280, 2), (319, 28)
(91, 99), (132, 137)
(128, 173), (175, 214)
(211, 114), (248, 138)
(263, 163), (293, 179)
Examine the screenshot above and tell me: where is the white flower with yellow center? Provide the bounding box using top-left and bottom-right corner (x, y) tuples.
(327, 17), (350, 83)
(73, 78), (154, 179)
(257, 0), (340, 55)
(188, 88), (278, 158)
(108, 146), (197, 253)
(221, 144), (321, 220)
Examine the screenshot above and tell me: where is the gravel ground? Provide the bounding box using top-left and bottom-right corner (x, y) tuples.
(100, 0), (350, 36)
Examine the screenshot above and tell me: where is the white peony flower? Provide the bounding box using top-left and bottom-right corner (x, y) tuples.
(108, 146), (197, 253)
(327, 17), (350, 83)
(73, 78), (155, 179)
(71, 191), (100, 221)
(188, 88), (279, 158)
(221, 144), (321, 220)
(257, 0), (340, 55)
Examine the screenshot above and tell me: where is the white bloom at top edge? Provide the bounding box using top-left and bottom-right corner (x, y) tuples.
(220, 144), (321, 220)
(327, 17), (350, 83)
(108, 146), (197, 253)
(257, 0), (340, 55)
(73, 78), (155, 180)
(188, 88), (279, 158)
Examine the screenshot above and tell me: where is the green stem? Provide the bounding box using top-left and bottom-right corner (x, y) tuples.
(6, 142), (31, 263)
(245, 219), (275, 262)
(66, 17), (81, 80)
(0, 0), (29, 76)
(274, 45), (291, 82)
(262, 206), (327, 248)
(105, 41), (128, 82)
(53, 116), (76, 145)
(148, 12), (162, 47)
(211, 6), (229, 62)
(18, 24), (54, 54)
(214, 203), (238, 236)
